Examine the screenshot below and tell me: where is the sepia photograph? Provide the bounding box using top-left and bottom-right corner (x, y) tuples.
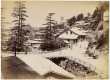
(1, 0), (109, 79)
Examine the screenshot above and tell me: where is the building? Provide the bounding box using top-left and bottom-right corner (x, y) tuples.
(34, 27), (47, 39)
(30, 21), (88, 49)
(58, 26), (88, 48)
(70, 27), (88, 40)
(59, 31), (78, 44)
(26, 39), (44, 49)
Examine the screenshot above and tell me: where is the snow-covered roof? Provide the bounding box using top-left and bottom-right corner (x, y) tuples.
(71, 27), (87, 36)
(83, 23), (90, 26)
(59, 33), (78, 39)
(63, 40), (69, 44)
(75, 20), (90, 26)
(27, 40), (44, 44)
(35, 32), (45, 35)
(33, 39), (44, 41)
(17, 54), (75, 78)
(75, 20), (85, 25)
(33, 45), (40, 48)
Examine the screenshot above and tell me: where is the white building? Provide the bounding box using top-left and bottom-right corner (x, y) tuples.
(58, 27), (88, 48)
(59, 31), (78, 44)
(26, 39), (44, 48)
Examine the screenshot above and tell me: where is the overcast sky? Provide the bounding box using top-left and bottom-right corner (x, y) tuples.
(2, 1), (101, 28)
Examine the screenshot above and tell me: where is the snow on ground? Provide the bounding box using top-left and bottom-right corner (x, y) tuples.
(40, 40), (88, 58)
(35, 40), (108, 78)
(2, 39), (108, 78)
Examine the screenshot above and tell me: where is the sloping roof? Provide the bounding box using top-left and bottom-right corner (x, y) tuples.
(55, 21), (89, 38)
(17, 54), (75, 78)
(63, 40), (69, 44)
(59, 33), (78, 39)
(75, 20), (85, 25)
(75, 20), (90, 26)
(27, 40), (44, 44)
(33, 39), (44, 41)
(71, 27), (87, 36)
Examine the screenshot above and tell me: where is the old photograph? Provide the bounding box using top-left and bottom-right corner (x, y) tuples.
(1, 0), (109, 79)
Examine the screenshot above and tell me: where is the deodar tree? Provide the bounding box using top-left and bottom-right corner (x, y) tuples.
(40, 13), (56, 51)
(7, 1), (29, 56)
(40, 13), (67, 51)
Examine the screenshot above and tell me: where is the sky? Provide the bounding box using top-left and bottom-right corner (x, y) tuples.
(25, 1), (100, 27)
(2, 1), (103, 28)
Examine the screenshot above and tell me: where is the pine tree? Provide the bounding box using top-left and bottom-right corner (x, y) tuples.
(7, 1), (28, 56)
(40, 13), (67, 51)
(44, 13), (56, 39)
(40, 13), (56, 51)
(67, 16), (76, 26)
(76, 13), (84, 21)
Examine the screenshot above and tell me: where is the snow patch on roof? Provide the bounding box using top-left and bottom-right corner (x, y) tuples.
(75, 20), (85, 25)
(71, 27), (87, 35)
(59, 33), (78, 39)
(17, 54), (75, 78)
(27, 40), (44, 44)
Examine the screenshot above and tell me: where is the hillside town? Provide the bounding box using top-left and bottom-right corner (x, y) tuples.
(1, 1), (109, 79)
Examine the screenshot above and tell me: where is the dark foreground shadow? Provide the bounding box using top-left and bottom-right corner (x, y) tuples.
(44, 71), (73, 79)
(1, 56), (72, 79)
(1, 56), (44, 79)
